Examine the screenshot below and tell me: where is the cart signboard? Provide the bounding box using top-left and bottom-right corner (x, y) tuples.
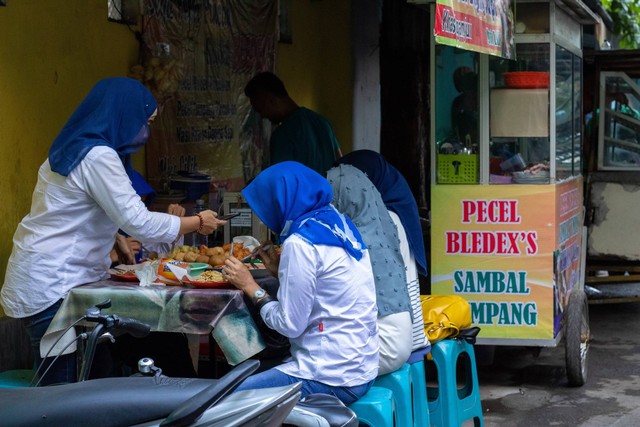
(434, 0), (515, 59)
(431, 179), (583, 344)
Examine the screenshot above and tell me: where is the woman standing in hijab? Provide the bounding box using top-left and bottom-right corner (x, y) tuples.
(221, 161), (379, 404)
(0, 77), (225, 385)
(335, 150), (430, 353)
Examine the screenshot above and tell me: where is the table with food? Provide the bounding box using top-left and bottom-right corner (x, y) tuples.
(41, 241), (274, 367)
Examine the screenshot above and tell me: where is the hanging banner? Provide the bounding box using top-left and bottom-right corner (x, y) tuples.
(431, 180), (583, 342)
(133, 0), (277, 199)
(434, 0), (515, 59)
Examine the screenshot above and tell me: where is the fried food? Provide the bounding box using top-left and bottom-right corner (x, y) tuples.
(168, 243), (252, 266)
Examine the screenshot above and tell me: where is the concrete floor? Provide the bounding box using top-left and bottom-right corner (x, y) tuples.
(477, 301), (640, 426)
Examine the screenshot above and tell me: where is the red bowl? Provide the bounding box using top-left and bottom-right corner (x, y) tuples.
(503, 71), (549, 89)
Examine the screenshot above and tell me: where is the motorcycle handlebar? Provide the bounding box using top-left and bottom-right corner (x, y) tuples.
(115, 316), (151, 338)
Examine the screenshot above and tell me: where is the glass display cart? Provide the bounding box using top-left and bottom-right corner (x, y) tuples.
(582, 50), (640, 303)
(429, 0), (590, 385)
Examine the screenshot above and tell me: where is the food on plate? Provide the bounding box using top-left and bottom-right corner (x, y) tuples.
(183, 252), (199, 262)
(191, 270), (225, 283)
(167, 243), (252, 267)
(195, 254), (210, 263)
(206, 246), (224, 256)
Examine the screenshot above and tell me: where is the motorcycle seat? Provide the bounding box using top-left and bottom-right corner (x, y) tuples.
(0, 376), (217, 426)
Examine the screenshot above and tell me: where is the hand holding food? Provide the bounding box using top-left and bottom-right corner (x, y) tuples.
(222, 255), (254, 291)
(254, 241), (280, 277)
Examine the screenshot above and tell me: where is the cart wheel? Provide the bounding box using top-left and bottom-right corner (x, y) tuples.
(565, 289), (590, 387)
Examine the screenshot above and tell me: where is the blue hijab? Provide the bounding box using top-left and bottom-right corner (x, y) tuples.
(335, 150), (428, 276)
(49, 77), (157, 176)
(242, 161), (366, 260)
(129, 169), (156, 207)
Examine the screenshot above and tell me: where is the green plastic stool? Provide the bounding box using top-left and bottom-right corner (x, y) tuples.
(0, 369), (35, 388)
(348, 386), (396, 427)
(374, 363), (412, 427)
(408, 346), (432, 427)
(428, 339), (484, 427)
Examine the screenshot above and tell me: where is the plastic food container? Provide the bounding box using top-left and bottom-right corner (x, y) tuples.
(503, 71), (550, 89)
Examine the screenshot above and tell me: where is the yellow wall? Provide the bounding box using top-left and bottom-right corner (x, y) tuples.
(276, 0), (352, 153)
(0, 1), (141, 315)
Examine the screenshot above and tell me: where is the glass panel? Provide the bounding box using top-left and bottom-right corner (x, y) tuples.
(555, 45), (578, 180)
(514, 3), (550, 35)
(489, 43), (550, 184)
(573, 54), (582, 175)
(599, 73), (640, 169)
(434, 45), (479, 184)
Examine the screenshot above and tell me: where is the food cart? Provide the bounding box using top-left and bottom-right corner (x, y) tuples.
(582, 50), (640, 303)
(428, 0), (593, 385)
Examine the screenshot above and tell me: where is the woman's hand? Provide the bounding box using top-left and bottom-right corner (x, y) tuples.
(167, 203), (186, 217)
(114, 234), (136, 265)
(222, 255), (256, 292)
(197, 210), (227, 234)
(254, 242), (280, 277)
(125, 236), (142, 255)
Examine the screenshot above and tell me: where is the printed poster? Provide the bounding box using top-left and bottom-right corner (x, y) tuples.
(135, 0), (277, 196)
(431, 180), (583, 342)
(434, 0), (515, 59)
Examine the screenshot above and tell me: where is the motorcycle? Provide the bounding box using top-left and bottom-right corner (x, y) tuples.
(0, 300), (357, 427)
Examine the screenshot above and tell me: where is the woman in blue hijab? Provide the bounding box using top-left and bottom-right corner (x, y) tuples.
(1, 78), (224, 385)
(222, 162), (379, 404)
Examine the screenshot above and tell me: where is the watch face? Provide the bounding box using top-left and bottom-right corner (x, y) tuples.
(254, 289), (266, 300)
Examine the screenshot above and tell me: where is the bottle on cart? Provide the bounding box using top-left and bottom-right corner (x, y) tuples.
(194, 199), (208, 247)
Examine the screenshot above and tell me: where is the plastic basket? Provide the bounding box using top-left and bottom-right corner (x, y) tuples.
(437, 154), (478, 184)
(503, 71), (549, 89)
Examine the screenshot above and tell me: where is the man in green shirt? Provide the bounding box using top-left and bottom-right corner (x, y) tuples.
(244, 72), (342, 175)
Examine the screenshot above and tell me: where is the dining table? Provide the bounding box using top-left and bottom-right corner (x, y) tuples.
(41, 280), (266, 367)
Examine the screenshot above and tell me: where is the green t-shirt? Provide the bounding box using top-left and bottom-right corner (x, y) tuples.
(270, 107), (341, 175)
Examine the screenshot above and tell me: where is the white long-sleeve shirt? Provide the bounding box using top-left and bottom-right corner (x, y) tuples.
(1, 146), (180, 318)
(260, 234), (379, 387)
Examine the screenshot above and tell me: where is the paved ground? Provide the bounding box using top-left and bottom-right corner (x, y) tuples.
(477, 301), (640, 426)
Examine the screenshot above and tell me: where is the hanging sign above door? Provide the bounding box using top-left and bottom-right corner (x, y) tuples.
(434, 0), (515, 59)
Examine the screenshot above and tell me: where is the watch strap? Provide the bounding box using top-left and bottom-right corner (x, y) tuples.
(256, 295), (277, 311)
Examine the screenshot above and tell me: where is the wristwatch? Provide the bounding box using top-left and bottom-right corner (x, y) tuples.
(253, 288), (267, 303)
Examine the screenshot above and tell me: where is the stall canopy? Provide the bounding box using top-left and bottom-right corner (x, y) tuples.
(434, 0), (515, 59)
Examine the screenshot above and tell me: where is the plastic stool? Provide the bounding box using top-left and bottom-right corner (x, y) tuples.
(348, 386), (396, 427)
(428, 339), (484, 427)
(0, 369), (35, 388)
(408, 346), (432, 427)
(374, 363), (412, 427)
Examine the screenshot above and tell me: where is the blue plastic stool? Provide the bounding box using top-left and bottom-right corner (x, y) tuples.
(348, 386), (396, 427)
(0, 369), (35, 388)
(374, 363), (412, 427)
(428, 339), (484, 427)
(408, 346), (432, 427)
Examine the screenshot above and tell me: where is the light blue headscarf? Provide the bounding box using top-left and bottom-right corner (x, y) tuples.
(242, 161), (366, 260)
(327, 163), (412, 318)
(48, 77), (157, 176)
